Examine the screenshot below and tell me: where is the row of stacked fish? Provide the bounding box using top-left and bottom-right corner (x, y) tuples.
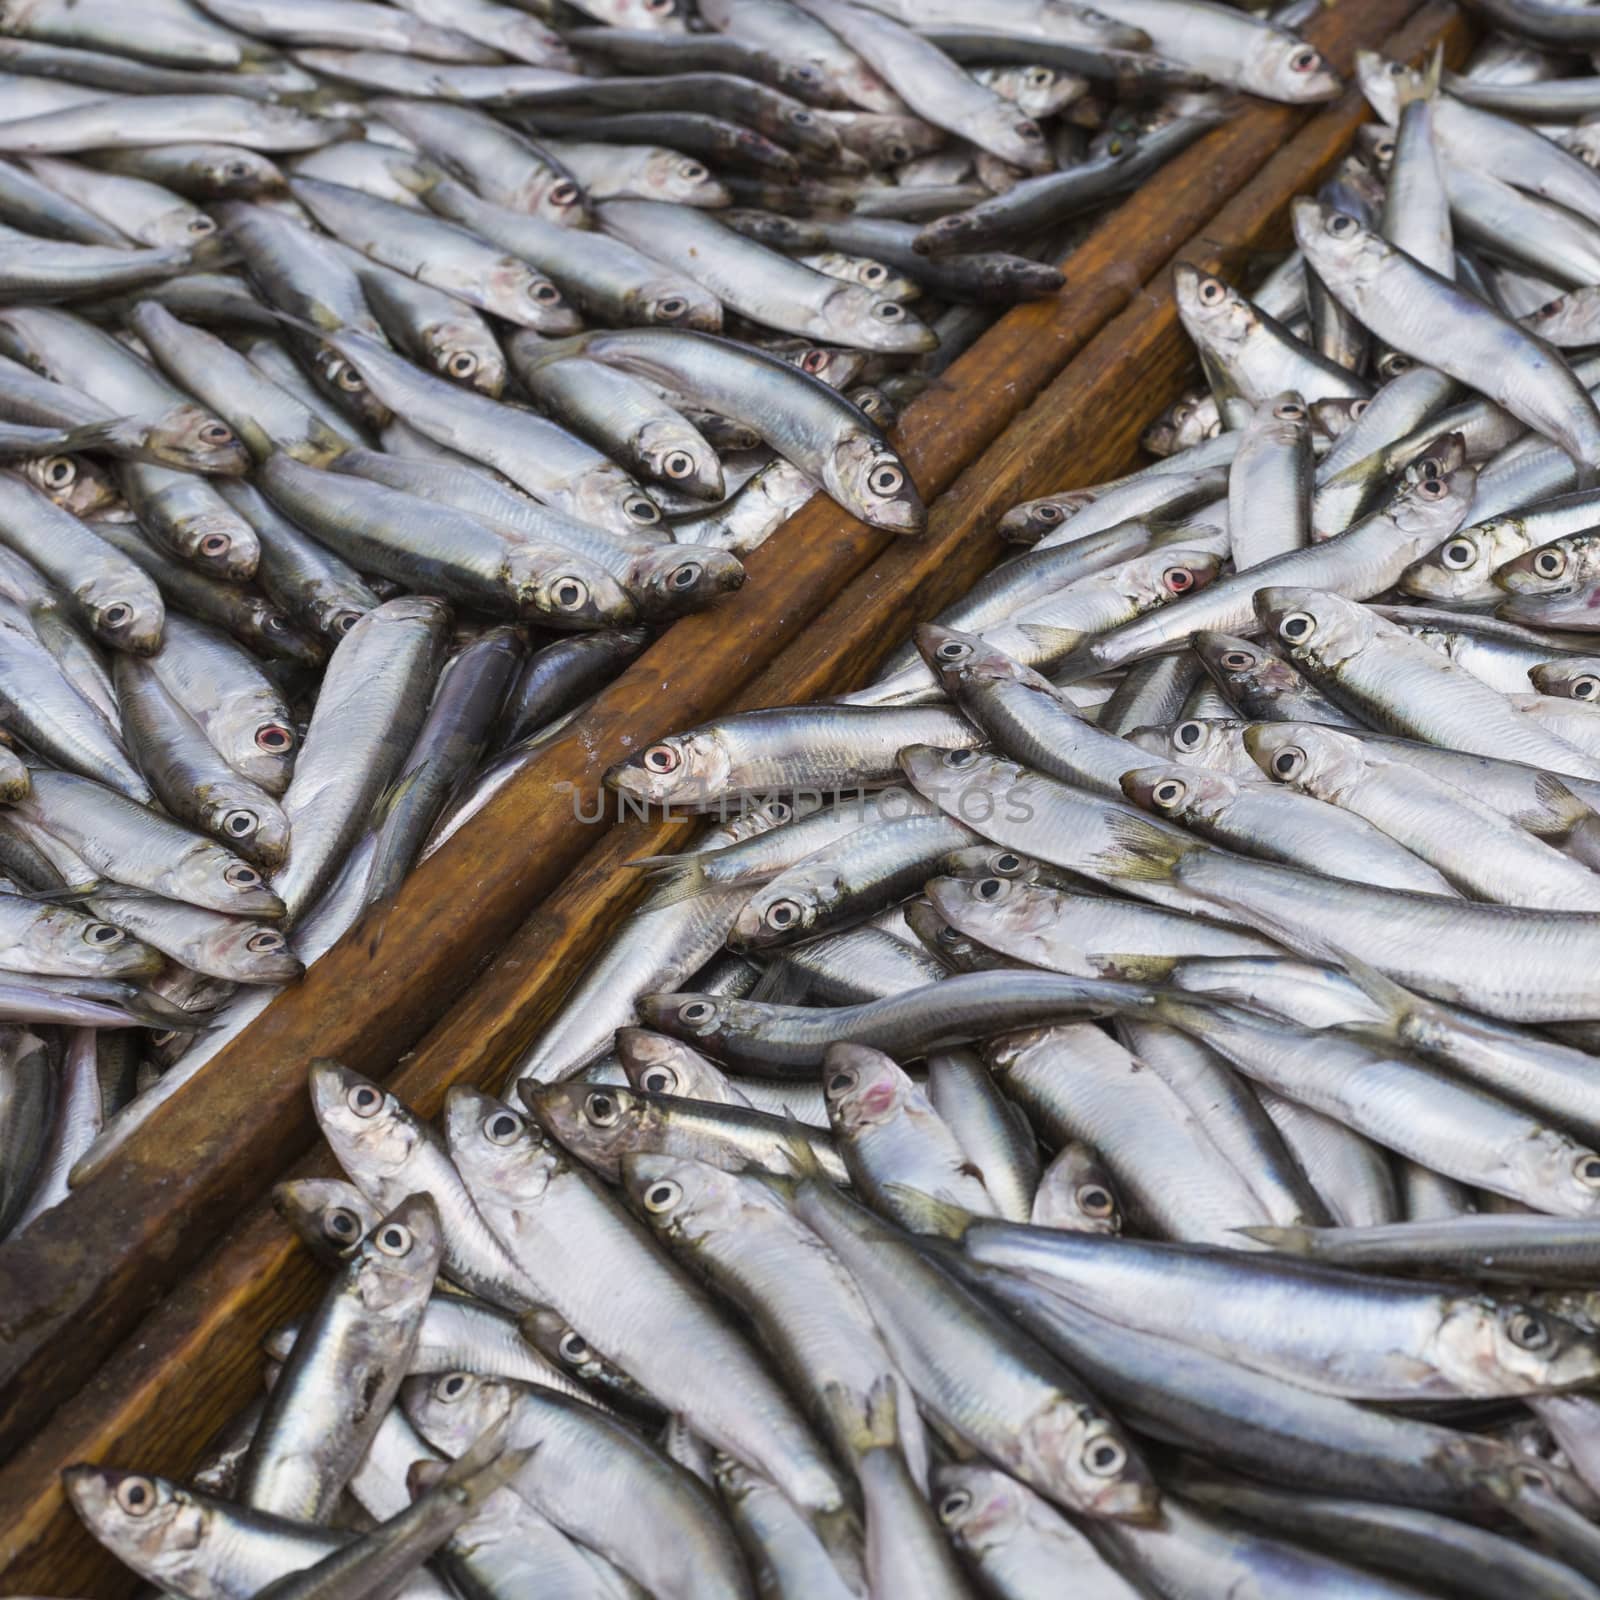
(56, 13), (1600, 1600)
(0, 0), (1344, 1240)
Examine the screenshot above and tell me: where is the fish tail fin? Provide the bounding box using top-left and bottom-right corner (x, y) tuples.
(621, 849), (699, 876)
(820, 1376), (897, 1462)
(1089, 811), (1199, 884)
(880, 1182), (973, 1240)
(1234, 1224), (1313, 1252)
(1398, 44), (1442, 107)
(59, 416), (144, 456)
(780, 1112), (828, 1182)
(639, 860), (713, 907)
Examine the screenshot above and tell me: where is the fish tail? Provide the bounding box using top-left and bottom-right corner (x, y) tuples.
(1234, 1224), (1313, 1252)
(58, 416), (142, 456)
(1089, 811), (1198, 884)
(821, 1375), (897, 1461)
(880, 1182), (973, 1239)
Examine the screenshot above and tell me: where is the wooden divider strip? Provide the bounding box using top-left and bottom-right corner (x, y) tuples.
(0, 3), (1465, 1588)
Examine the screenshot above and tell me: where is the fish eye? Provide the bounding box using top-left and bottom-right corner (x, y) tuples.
(1082, 1436), (1127, 1477)
(1277, 610), (1316, 643)
(677, 160), (707, 181)
(801, 349), (829, 374)
(869, 463), (905, 496)
(199, 421), (234, 444)
(585, 1091), (621, 1127)
(225, 160), (252, 179)
(975, 877), (1007, 900)
(1416, 477), (1447, 500)
(550, 179), (580, 206)
(558, 1329), (588, 1361)
(1163, 566), (1197, 594)
(643, 1179), (681, 1213)
(1077, 1183), (1115, 1216)
(256, 723), (295, 753)
(436, 1372), (471, 1400)
(1382, 353), (1413, 377)
(41, 456), (73, 488)
(1027, 67), (1053, 87)
(936, 639), (971, 662)
(1575, 1154), (1600, 1187)
(1507, 1310), (1552, 1350)
(1328, 212), (1358, 236)
(1350, 398), (1370, 417)
(655, 295), (688, 320)
(862, 263), (887, 284)
(447, 351), (479, 378)
(764, 898), (802, 930)
(1573, 676), (1600, 701)
(1034, 502), (1065, 523)
(200, 533), (231, 558)
(937, 1488), (972, 1523)
(247, 930), (286, 953)
(115, 1477), (157, 1516)
(668, 562), (702, 591)
(789, 109), (815, 127)
(679, 999), (716, 1024)
(643, 743), (680, 773)
(641, 1066), (677, 1093)
(887, 142), (912, 163)
(335, 611), (361, 634)
(769, 801), (791, 821)
(348, 1083), (384, 1118)
(944, 748), (978, 768)
(552, 578), (589, 611)
(1388, 61), (1407, 76)
(324, 1206), (361, 1240)
(331, 362), (365, 392)
(1271, 746), (1306, 779)
(1017, 119), (1044, 141)
(625, 495), (660, 524)
(1537, 298), (1566, 319)
(152, 1029), (177, 1047)
(1151, 779), (1186, 808)
(101, 602), (133, 629)
(644, 0), (675, 13)
(1440, 539), (1476, 570)
(826, 1068), (856, 1095)
(263, 613), (289, 634)
(1220, 649), (1256, 670)
(1535, 549), (1568, 580)
(188, 215), (215, 235)
(873, 301), (905, 322)
(84, 922), (123, 947)
(485, 1111), (522, 1144)
(1290, 46), (1320, 70)
(937, 925), (962, 947)
(1196, 277), (1226, 307)
(992, 852), (1023, 873)
(662, 450), (696, 480)
(530, 281), (562, 305)
(1175, 720), (1203, 749)
(223, 862), (262, 888)
(373, 1222), (412, 1256)
(1274, 402), (1305, 421)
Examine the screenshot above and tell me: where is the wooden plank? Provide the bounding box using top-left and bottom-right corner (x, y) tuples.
(0, 4), (1467, 1590)
(0, 0), (1408, 1474)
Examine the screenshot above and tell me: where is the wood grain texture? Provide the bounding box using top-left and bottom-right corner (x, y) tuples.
(0, 3), (1467, 1590)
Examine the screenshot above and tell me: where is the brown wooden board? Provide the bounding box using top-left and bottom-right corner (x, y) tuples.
(0, 3), (1467, 1589)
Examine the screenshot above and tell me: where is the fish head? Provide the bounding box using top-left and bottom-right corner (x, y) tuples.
(1523, 290), (1600, 349)
(637, 278), (722, 333)
(822, 1041), (910, 1134)
(1292, 198), (1386, 293)
(519, 1081), (658, 1179)
(1033, 1141), (1122, 1234)
(38, 906), (162, 978)
(615, 1027), (722, 1099)
(425, 319), (507, 397)
(628, 544), (745, 618)
(1499, 586), (1600, 629)
(199, 150), (285, 196)
(1401, 521), (1518, 601)
(1527, 1134), (1600, 1222)
(619, 1149), (745, 1246)
(273, 1176), (380, 1264)
(62, 1467), (203, 1583)
(1245, 32), (1341, 102)
(1191, 629), (1292, 700)
(635, 988), (737, 1045)
(915, 622), (1048, 697)
(608, 0), (688, 28)
(634, 419), (724, 502)
(1173, 263), (1257, 362)
(1244, 720), (1364, 799)
(1530, 659), (1600, 701)
(348, 1192), (444, 1315)
(968, 104), (1053, 174)
(996, 491), (1096, 544)
(79, 573), (164, 656)
(572, 466), (664, 539)
(936, 844), (1043, 883)
(173, 504), (260, 582)
(178, 842), (286, 918)
(496, 262), (580, 334)
(1119, 547), (1222, 612)
(934, 1463), (1029, 1556)
(1128, 717), (1253, 776)
(198, 917), (301, 981)
(445, 1084), (561, 1202)
(1253, 585), (1375, 673)
(925, 870), (1041, 934)
(146, 403), (251, 474)
(1497, 535), (1595, 595)
(1353, 50), (1409, 123)
(402, 1370), (515, 1457)
(1442, 1298), (1600, 1396)
(1310, 394), (1370, 442)
(640, 150), (729, 207)
(1249, 390), (1310, 447)
(1119, 762), (1232, 822)
(730, 863), (839, 949)
(899, 743), (1016, 815)
(606, 729), (734, 807)
(310, 1059), (429, 1187)
(1022, 1405), (1158, 1523)
(1390, 442), (1475, 541)
(1144, 391), (1220, 456)
(818, 283), (938, 355)
(509, 546), (636, 629)
(32, 454), (117, 518)
(782, 343), (868, 390)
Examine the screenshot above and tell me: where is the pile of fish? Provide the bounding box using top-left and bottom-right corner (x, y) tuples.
(0, 0), (1340, 1242)
(52, 7), (1600, 1597)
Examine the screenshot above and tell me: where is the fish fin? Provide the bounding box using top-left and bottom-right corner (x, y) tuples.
(638, 861), (715, 908)
(881, 1182), (973, 1240)
(1398, 44), (1441, 107)
(1088, 811), (1198, 884)
(1235, 1223), (1314, 1253)
(366, 763), (431, 833)
(1011, 623), (1086, 665)
(58, 416), (145, 456)
(508, 333), (590, 374)
(819, 1375), (897, 1462)
(747, 959), (813, 1007)
(262, 307), (331, 341)
(779, 1112), (828, 1182)
(621, 850), (699, 876)
(1307, 941), (1425, 1034)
